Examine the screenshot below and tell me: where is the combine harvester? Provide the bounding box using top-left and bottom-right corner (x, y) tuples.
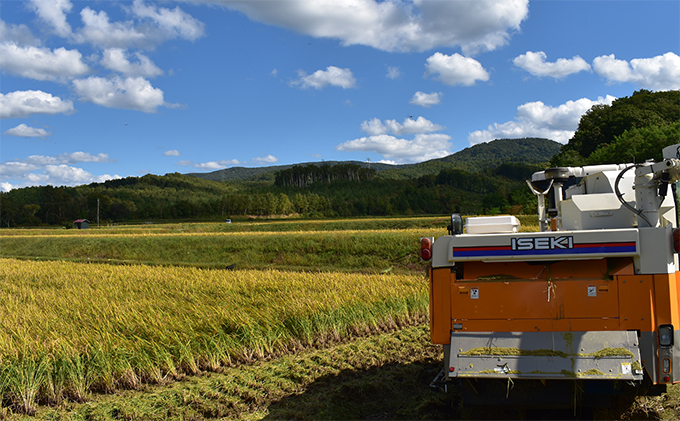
(422, 144), (680, 408)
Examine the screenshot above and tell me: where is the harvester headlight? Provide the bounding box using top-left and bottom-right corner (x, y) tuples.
(449, 214), (463, 235)
(659, 324), (674, 347)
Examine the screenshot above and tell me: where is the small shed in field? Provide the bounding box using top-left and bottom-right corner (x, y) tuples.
(74, 219), (90, 229)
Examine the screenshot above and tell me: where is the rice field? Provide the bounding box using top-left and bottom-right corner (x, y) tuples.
(0, 218), (434, 415)
(0, 215), (544, 417)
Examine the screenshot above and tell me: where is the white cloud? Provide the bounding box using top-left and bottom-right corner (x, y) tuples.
(410, 91), (442, 107)
(43, 165), (117, 185)
(386, 66), (401, 79)
(23, 152), (114, 166)
(215, 0), (528, 54)
(290, 66), (356, 89)
(0, 161), (40, 178)
(0, 42), (90, 81)
(252, 154), (279, 165)
(178, 159), (242, 170)
(513, 51), (591, 78)
(0, 90), (74, 119)
(424, 52), (489, 86)
(336, 133), (451, 163)
(163, 149), (181, 156)
(28, 0), (73, 38)
(361, 116), (444, 136)
(340, 115), (449, 163)
(130, 0), (205, 41)
(76, 7), (148, 49)
(3, 124), (51, 138)
(74, 1), (205, 49)
(468, 95), (617, 145)
(72, 76), (166, 112)
(101, 48), (163, 78)
(0, 151), (119, 190)
(0, 20), (38, 46)
(593, 52), (680, 91)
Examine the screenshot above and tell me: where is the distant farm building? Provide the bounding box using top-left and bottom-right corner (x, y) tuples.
(74, 219), (90, 229)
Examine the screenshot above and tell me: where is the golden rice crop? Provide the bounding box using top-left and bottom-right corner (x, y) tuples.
(0, 258), (427, 413)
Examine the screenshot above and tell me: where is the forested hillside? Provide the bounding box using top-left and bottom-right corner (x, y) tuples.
(191, 137), (560, 183)
(376, 138), (561, 179)
(552, 89), (679, 166)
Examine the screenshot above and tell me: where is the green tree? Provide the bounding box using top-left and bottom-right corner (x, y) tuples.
(586, 122), (680, 165)
(553, 90), (680, 166)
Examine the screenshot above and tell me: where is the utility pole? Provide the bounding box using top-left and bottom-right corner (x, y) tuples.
(97, 198), (100, 228)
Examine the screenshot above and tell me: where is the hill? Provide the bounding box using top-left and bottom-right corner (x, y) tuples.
(189, 137), (561, 183)
(376, 137), (561, 179)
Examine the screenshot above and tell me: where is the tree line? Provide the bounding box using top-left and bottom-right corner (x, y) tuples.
(274, 163), (375, 187)
(0, 163), (537, 227)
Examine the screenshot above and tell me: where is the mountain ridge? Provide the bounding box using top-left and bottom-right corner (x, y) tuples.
(189, 137), (562, 183)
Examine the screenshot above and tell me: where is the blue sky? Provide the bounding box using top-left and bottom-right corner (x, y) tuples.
(1, 0), (679, 191)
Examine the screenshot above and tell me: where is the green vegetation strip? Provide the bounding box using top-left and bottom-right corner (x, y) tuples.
(0, 229), (438, 273)
(0, 258), (428, 415)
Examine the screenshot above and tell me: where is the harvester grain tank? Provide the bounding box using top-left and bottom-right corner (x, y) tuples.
(422, 144), (680, 407)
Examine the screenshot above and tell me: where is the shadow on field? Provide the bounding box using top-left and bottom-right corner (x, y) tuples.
(262, 359), (464, 420)
(261, 361), (660, 421)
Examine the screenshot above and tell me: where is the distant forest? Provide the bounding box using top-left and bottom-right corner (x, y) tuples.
(0, 161), (543, 227)
(1, 90), (677, 227)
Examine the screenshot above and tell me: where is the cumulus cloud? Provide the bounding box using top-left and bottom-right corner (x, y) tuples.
(424, 52), (490, 86)
(0, 161), (40, 178)
(0, 20), (39, 46)
(593, 52), (680, 91)
(252, 154), (279, 165)
(468, 95), (617, 145)
(163, 149), (181, 156)
(28, 0), (73, 38)
(215, 0), (528, 54)
(101, 48), (163, 78)
(0, 90), (74, 119)
(75, 7), (148, 49)
(290, 66), (356, 89)
(74, 1), (205, 49)
(0, 43), (90, 81)
(3, 123), (51, 138)
(0, 151), (119, 190)
(386, 66), (401, 79)
(336, 133), (451, 163)
(338, 116), (449, 163)
(513, 51), (591, 78)
(361, 116), (444, 136)
(178, 159), (243, 170)
(410, 91), (442, 107)
(43, 165), (117, 185)
(72, 76), (166, 112)
(130, 0), (205, 41)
